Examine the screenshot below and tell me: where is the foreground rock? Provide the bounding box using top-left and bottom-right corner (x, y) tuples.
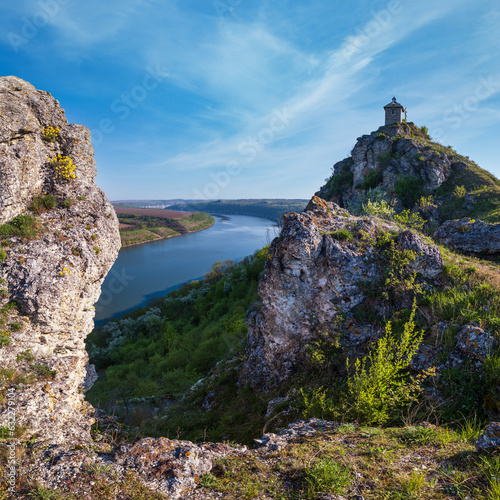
(24, 419), (335, 499)
(475, 422), (500, 452)
(434, 218), (500, 255)
(0, 76), (121, 444)
(240, 196), (444, 388)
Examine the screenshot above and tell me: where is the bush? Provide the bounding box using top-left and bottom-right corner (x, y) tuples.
(62, 197), (74, 209)
(42, 126), (60, 142)
(346, 303), (426, 425)
(419, 125), (430, 139)
(346, 187), (388, 215)
(0, 214), (41, 241)
(453, 185), (467, 198)
(361, 199), (395, 220)
(377, 150), (394, 169)
(394, 175), (425, 207)
(393, 210), (425, 230)
(330, 228), (353, 241)
(50, 154), (76, 180)
(359, 169), (383, 190)
(303, 459), (352, 497)
(325, 169), (354, 198)
(29, 194), (57, 213)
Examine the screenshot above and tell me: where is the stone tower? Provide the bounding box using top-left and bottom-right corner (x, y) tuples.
(384, 97), (404, 125)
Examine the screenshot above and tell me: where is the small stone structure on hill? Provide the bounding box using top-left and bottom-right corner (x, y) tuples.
(384, 96), (405, 125)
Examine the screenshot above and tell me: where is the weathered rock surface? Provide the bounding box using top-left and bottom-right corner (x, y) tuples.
(23, 419), (333, 499)
(434, 217), (500, 255)
(240, 196), (443, 388)
(475, 422), (500, 452)
(0, 76), (120, 444)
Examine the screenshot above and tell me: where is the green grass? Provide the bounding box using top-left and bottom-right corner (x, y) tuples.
(0, 214), (43, 241)
(28, 194), (57, 214)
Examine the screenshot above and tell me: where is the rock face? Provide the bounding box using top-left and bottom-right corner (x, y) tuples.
(0, 76), (120, 444)
(434, 218), (500, 255)
(240, 196), (443, 388)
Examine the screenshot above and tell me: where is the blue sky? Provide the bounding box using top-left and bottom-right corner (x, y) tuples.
(1, 0), (499, 201)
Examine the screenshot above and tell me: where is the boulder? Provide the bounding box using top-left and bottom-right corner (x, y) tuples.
(475, 422), (500, 452)
(434, 218), (500, 255)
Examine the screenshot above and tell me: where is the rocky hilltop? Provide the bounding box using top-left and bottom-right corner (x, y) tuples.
(0, 76), (120, 443)
(317, 122), (500, 224)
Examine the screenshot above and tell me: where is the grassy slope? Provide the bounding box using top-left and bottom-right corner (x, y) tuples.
(118, 212), (215, 247)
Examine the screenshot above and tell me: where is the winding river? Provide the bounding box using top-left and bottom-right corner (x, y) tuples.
(94, 214), (278, 326)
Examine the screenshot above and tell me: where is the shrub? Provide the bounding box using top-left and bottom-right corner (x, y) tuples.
(394, 175), (425, 207)
(62, 197), (74, 209)
(361, 199), (395, 220)
(346, 302), (426, 425)
(453, 185), (467, 198)
(0, 331), (11, 347)
(29, 194), (57, 213)
(50, 154), (76, 180)
(393, 210), (425, 230)
(377, 150), (394, 169)
(31, 364), (57, 379)
(42, 126), (60, 142)
(419, 125), (430, 139)
(0, 214), (41, 241)
(330, 228), (353, 241)
(325, 169), (354, 198)
(359, 169), (383, 190)
(346, 187), (388, 215)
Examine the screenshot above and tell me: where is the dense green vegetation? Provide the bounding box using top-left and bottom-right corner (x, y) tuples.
(86, 247), (268, 411)
(118, 212), (214, 246)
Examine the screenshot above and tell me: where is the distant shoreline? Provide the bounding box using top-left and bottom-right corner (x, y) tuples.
(114, 207), (215, 248)
(120, 218), (215, 248)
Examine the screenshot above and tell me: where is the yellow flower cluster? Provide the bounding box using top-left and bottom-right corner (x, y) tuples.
(50, 154), (77, 180)
(42, 126), (60, 142)
(59, 267), (72, 276)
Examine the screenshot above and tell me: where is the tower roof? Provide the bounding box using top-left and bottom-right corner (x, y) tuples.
(384, 96), (404, 109)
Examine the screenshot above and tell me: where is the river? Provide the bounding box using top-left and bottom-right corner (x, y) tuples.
(94, 214), (278, 326)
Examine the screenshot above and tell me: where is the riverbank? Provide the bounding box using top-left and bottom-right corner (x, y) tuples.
(115, 208), (215, 247)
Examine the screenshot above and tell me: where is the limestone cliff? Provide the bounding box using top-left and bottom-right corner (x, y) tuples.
(0, 76), (120, 444)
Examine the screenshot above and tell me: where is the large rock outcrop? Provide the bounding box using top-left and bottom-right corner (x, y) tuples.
(316, 122), (461, 205)
(0, 76), (120, 444)
(434, 217), (500, 255)
(240, 196), (444, 388)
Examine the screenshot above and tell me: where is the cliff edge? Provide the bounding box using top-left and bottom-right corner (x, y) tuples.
(0, 76), (120, 444)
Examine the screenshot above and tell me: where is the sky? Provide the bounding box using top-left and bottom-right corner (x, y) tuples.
(1, 0), (499, 201)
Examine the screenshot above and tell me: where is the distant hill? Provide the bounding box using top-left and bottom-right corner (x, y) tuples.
(167, 199), (309, 223)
